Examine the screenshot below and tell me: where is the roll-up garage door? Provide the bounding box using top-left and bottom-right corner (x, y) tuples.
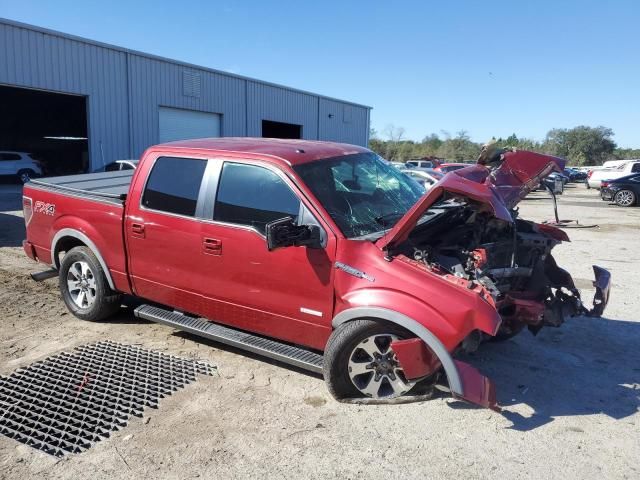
(158, 107), (221, 143)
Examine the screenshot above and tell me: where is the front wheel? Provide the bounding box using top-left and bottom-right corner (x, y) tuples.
(59, 246), (122, 321)
(614, 189), (636, 207)
(323, 320), (419, 400)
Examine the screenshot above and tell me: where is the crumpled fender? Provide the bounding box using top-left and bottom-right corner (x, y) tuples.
(332, 303), (501, 409)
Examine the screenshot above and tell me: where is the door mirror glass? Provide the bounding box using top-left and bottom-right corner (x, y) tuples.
(266, 217), (322, 251)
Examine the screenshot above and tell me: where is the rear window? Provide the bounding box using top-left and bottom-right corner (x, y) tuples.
(142, 157), (207, 216)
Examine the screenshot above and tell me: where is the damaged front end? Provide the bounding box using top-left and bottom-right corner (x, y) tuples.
(377, 149), (611, 408)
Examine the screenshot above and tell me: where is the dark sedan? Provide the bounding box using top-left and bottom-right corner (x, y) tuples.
(601, 173), (640, 207)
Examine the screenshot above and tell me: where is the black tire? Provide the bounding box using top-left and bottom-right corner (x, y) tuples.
(324, 319), (420, 400)
(59, 246), (122, 321)
(17, 169), (37, 184)
(614, 189), (636, 207)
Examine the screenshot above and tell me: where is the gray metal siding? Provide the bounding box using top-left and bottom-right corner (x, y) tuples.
(0, 22), (131, 169)
(0, 18), (371, 171)
(128, 54), (247, 157)
(246, 81), (319, 139)
(318, 98), (369, 146)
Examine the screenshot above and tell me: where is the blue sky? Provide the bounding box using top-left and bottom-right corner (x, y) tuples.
(2, 1), (639, 147)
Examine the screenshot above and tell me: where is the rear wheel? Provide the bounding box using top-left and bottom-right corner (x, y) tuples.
(614, 189), (636, 207)
(324, 320), (419, 400)
(59, 246), (122, 321)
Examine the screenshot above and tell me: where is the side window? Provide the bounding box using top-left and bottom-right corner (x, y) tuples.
(214, 162), (300, 234)
(142, 157), (207, 216)
(1, 153), (21, 161)
(632, 163), (640, 173)
(406, 161), (418, 167)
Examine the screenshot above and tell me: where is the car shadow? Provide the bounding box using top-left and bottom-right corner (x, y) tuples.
(0, 212), (25, 247)
(457, 315), (640, 431)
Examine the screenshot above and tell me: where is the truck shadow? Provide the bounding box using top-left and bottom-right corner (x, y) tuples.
(0, 212), (25, 247)
(458, 315), (640, 431)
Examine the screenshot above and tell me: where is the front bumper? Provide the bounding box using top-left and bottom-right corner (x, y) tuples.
(600, 188), (616, 201)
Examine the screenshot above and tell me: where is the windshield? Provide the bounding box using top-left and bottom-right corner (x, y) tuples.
(294, 152), (425, 238)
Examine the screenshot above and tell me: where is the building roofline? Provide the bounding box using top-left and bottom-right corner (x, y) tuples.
(0, 17), (373, 110)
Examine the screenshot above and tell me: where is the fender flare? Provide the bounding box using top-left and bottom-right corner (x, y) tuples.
(50, 228), (116, 290)
(332, 306), (464, 397)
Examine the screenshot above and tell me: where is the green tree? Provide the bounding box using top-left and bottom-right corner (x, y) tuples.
(544, 126), (616, 165)
(437, 130), (481, 161)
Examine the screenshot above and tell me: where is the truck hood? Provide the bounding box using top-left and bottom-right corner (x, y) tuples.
(376, 150), (565, 250)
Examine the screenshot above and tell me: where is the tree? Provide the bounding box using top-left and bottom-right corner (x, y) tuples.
(437, 130), (481, 161)
(544, 126), (616, 165)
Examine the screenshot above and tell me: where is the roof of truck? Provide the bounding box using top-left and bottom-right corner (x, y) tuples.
(150, 137), (370, 166)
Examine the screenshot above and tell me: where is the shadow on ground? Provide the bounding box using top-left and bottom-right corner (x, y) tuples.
(0, 213), (25, 247)
(458, 315), (640, 431)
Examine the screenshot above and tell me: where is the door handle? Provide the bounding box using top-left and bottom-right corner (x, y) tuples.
(131, 222), (145, 238)
(203, 237), (222, 255)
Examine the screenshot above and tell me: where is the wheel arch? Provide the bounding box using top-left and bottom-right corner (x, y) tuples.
(51, 228), (116, 290)
(332, 307), (464, 397)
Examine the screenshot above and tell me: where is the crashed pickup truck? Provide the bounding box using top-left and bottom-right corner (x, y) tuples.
(21, 138), (610, 408)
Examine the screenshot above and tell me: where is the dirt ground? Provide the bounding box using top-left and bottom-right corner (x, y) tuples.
(1, 182), (639, 479)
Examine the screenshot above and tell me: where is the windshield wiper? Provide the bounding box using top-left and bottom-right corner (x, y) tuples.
(374, 211), (404, 225)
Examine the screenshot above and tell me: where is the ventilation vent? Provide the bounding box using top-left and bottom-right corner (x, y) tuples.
(183, 71), (202, 98)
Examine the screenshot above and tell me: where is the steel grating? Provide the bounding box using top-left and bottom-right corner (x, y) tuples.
(0, 341), (215, 457)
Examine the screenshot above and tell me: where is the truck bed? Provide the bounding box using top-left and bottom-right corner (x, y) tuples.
(29, 170), (134, 204)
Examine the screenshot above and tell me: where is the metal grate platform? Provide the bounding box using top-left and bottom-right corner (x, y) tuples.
(135, 304), (324, 374)
(0, 341), (215, 457)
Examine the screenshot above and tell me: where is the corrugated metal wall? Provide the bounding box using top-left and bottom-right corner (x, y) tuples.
(0, 18), (371, 170)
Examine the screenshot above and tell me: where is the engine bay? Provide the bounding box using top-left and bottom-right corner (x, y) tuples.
(395, 193), (585, 338)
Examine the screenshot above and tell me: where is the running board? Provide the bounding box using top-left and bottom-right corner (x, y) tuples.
(134, 304), (324, 374)
(30, 268), (59, 282)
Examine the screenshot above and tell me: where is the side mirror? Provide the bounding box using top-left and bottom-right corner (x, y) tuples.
(266, 217), (322, 251)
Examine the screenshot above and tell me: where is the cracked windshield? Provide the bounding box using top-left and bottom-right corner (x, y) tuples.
(295, 152), (425, 238)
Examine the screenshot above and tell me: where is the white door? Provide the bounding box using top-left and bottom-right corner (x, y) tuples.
(158, 107), (221, 143)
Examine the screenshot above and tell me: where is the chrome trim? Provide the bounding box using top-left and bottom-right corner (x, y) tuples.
(332, 307), (464, 396)
(51, 228), (116, 290)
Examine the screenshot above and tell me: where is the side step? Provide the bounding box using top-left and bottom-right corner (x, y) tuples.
(134, 305), (324, 374)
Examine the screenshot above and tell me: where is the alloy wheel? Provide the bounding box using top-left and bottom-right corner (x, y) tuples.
(616, 190), (635, 207)
(66, 261), (97, 309)
(347, 334), (413, 398)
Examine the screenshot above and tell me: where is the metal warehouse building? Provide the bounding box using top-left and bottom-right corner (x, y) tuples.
(0, 18), (371, 175)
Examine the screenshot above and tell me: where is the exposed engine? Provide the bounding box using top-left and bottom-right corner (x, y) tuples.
(396, 194), (585, 339)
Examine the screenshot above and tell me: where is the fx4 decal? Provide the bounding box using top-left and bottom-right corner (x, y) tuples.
(34, 201), (56, 216)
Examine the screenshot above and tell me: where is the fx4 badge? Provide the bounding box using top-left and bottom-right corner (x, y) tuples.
(34, 201), (55, 216)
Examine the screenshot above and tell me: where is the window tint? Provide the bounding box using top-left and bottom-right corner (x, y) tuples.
(1, 153), (21, 161)
(632, 163), (640, 173)
(214, 163), (300, 234)
(142, 157), (207, 216)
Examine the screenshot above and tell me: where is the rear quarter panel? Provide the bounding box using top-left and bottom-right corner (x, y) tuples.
(23, 185), (130, 293)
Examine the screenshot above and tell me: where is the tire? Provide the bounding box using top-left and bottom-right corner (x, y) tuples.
(323, 319), (423, 400)
(614, 189), (636, 207)
(59, 246), (122, 321)
(17, 169), (36, 184)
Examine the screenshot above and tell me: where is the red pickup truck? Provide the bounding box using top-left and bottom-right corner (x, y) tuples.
(22, 138), (610, 408)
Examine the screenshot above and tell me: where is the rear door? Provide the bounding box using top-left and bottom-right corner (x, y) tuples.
(125, 154), (210, 311)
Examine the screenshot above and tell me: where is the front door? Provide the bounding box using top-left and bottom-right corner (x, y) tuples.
(199, 160), (336, 350)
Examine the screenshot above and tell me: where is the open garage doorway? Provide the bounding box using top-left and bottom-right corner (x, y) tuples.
(0, 85), (88, 180)
(262, 120), (301, 139)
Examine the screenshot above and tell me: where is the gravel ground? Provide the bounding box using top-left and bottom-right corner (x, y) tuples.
(0, 183), (638, 479)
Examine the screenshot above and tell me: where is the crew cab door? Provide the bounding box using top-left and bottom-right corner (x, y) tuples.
(125, 154), (211, 310)
(198, 160), (336, 350)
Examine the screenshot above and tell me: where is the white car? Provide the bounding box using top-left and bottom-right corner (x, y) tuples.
(104, 159), (139, 171)
(403, 168), (444, 190)
(587, 161), (640, 189)
(0, 151), (44, 183)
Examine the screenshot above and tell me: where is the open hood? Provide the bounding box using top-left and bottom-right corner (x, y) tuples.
(376, 150), (565, 251)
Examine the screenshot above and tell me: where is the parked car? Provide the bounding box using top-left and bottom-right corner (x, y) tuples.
(587, 161), (640, 189)
(0, 151), (44, 183)
(563, 167), (587, 182)
(600, 173), (640, 207)
(405, 158), (442, 170)
(434, 163), (469, 173)
(403, 168), (443, 190)
(104, 159), (139, 171)
(21, 139), (610, 408)
(389, 161), (406, 170)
